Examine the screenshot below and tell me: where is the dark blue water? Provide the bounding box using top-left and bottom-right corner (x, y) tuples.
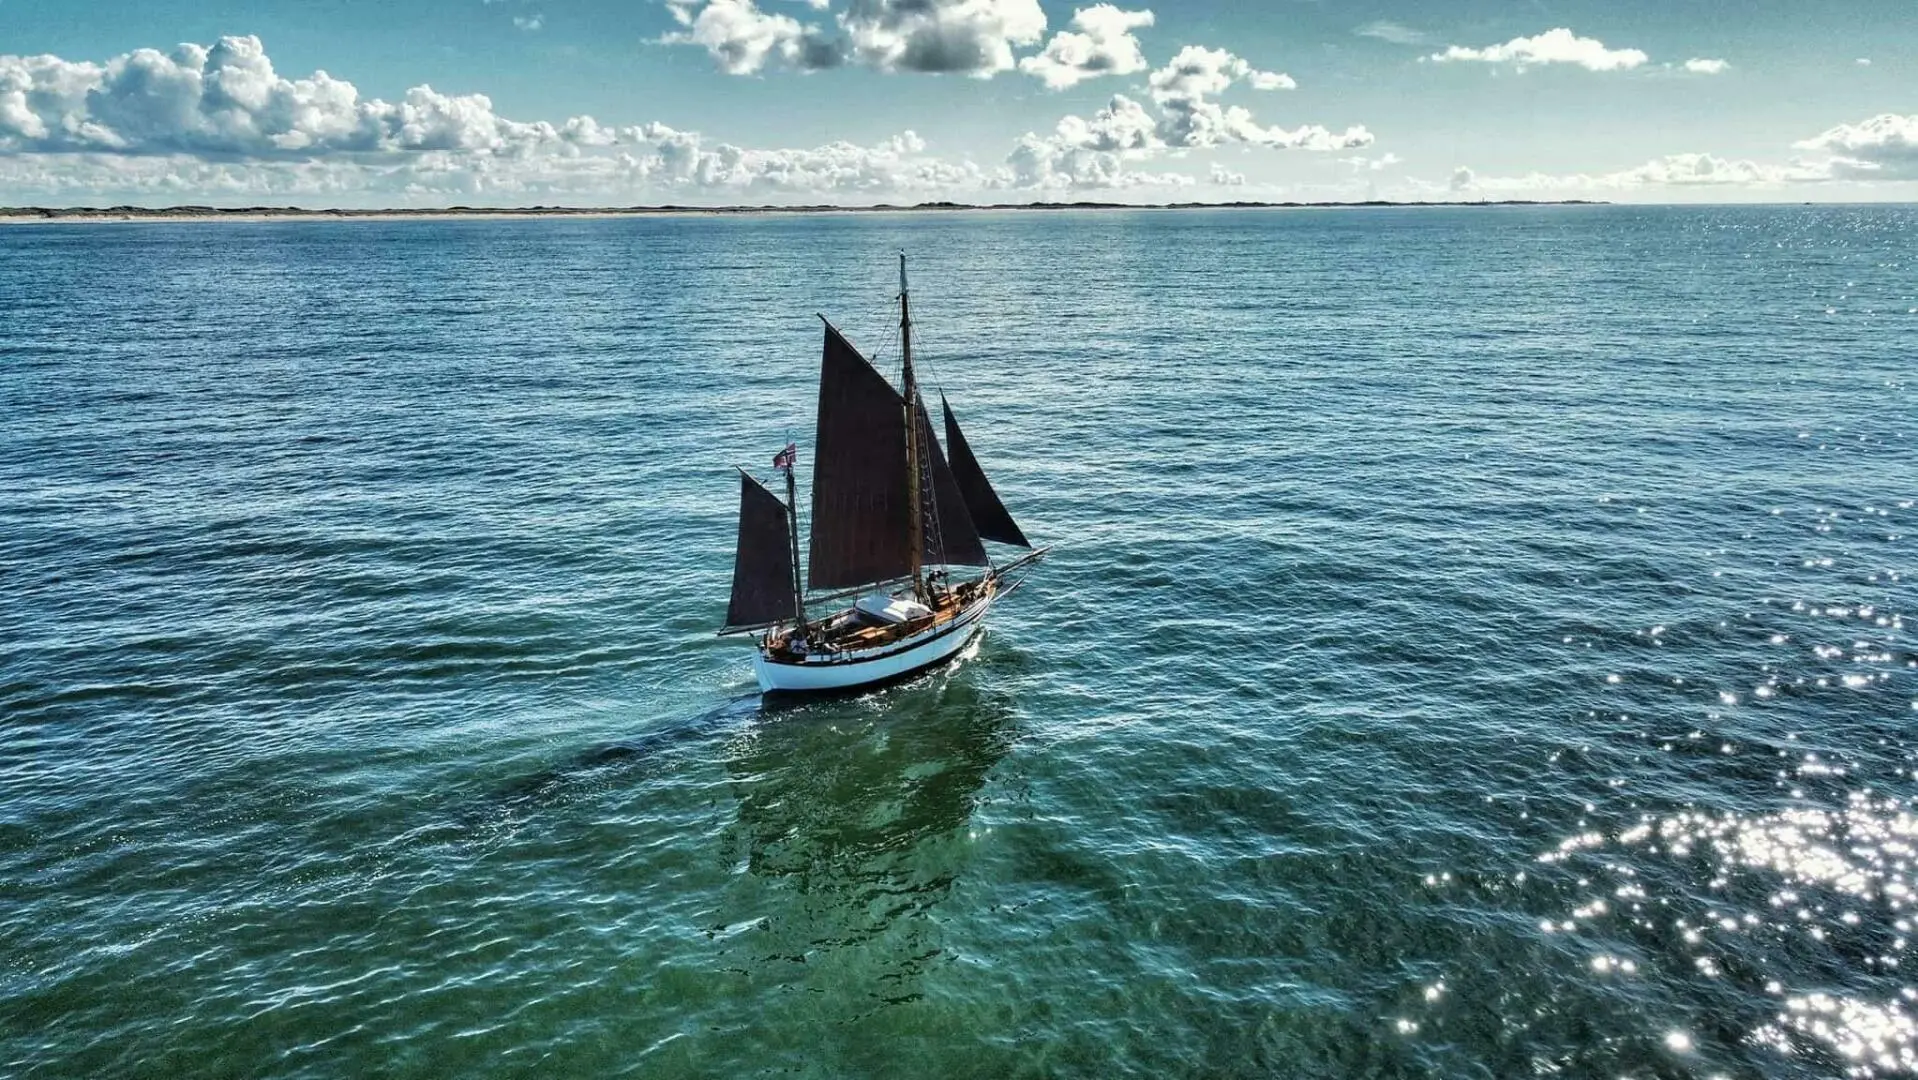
(3, 206), (1915, 1078)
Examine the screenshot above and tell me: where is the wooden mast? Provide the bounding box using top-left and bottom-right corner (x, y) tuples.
(783, 461), (808, 641)
(899, 253), (925, 602)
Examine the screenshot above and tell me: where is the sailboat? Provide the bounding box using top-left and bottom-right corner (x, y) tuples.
(720, 255), (1046, 695)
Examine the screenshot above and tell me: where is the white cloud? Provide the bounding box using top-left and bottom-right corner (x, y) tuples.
(0, 36), (601, 158)
(513, 14), (544, 31)
(997, 40), (1367, 189)
(1856, 57), (1871, 66)
(1342, 151), (1401, 172)
(1682, 57), (1727, 74)
(1794, 113), (1918, 179)
(999, 132), (1189, 189)
(1019, 4), (1154, 90)
(630, 122), (980, 191)
(1454, 153), (1827, 193)
(1448, 113), (1918, 195)
(1429, 28), (1649, 72)
(997, 39), (1369, 190)
(0, 126), (984, 203)
(1146, 46), (1362, 150)
(1053, 93), (1161, 153)
(1355, 21), (1426, 46)
(0, 32), (1377, 202)
(1613, 153), (1810, 185)
(0, 35), (1002, 203)
(1148, 45), (1287, 102)
(663, 0), (839, 74)
(664, 0), (1047, 77)
(843, 0), (1047, 76)
(559, 115), (618, 147)
(1208, 162), (1244, 185)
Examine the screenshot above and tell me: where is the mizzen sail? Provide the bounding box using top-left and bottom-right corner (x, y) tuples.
(941, 394), (1030, 549)
(724, 472), (799, 630)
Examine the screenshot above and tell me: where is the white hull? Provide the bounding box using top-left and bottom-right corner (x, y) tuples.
(753, 594), (992, 694)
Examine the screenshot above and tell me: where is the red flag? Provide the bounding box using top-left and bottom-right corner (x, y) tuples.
(772, 442), (797, 470)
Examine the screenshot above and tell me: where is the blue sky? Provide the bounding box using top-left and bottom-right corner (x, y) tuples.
(1, 0), (1913, 205)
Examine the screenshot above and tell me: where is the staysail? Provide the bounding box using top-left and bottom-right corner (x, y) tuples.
(941, 394), (1030, 548)
(916, 393), (988, 568)
(808, 324), (987, 591)
(724, 472), (798, 630)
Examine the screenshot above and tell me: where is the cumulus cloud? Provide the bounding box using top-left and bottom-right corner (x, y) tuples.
(997, 41), (1368, 190)
(1019, 4), (1154, 90)
(0, 32), (1373, 202)
(1429, 28), (1649, 72)
(1147, 46), (1360, 150)
(1613, 153), (1811, 185)
(1448, 165), (1474, 191)
(1148, 45), (1289, 102)
(0, 35), (596, 158)
(663, 0), (840, 74)
(513, 14), (544, 31)
(0, 35), (1007, 202)
(1682, 57), (1728, 74)
(843, 0), (1047, 75)
(1794, 113), (1918, 178)
(999, 132), (1189, 189)
(1053, 93), (1162, 153)
(1208, 162), (1244, 185)
(629, 122), (984, 191)
(665, 0), (1045, 77)
(0, 125), (983, 203)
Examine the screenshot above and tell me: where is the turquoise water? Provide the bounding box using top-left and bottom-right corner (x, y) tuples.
(3, 206), (1916, 1078)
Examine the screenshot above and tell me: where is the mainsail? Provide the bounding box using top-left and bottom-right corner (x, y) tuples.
(941, 394), (1031, 549)
(808, 324), (914, 591)
(808, 324), (985, 591)
(724, 472), (798, 630)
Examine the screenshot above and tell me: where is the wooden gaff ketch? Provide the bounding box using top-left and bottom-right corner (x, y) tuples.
(719, 255), (1046, 695)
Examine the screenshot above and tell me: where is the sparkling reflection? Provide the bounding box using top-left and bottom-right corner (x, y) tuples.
(1537, 788), (1918, 1075)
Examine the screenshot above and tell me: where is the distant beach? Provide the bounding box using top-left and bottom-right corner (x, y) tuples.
(0, 199), (1607, 224)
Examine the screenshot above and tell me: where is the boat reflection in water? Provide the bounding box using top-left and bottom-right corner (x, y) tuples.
(712, 671), (1017, 999)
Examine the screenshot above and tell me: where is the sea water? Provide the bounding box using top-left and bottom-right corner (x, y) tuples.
(3, 205), (1916, 1077)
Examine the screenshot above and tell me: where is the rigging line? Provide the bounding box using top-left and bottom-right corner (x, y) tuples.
(863, 286), (902, 366)
(899, 287), (945, 575)
(898, 282), (954, 574)
(919, 393), (945, 570)
(905, 295), (949, 399)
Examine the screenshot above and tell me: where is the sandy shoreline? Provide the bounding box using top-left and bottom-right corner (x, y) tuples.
(0, 199), (1605, 224)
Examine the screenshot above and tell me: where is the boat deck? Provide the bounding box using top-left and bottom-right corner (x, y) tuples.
(768, 579), (989, 659)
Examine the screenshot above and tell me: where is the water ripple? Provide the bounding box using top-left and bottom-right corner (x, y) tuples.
(2, 205), (1915, 1077)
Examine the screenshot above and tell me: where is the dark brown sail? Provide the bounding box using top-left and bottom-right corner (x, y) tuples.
(807, 324), (914, 591)
(941, 394), (1030, 548)
(916, 394), (988, 567)
(724, 472), (798, 630)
